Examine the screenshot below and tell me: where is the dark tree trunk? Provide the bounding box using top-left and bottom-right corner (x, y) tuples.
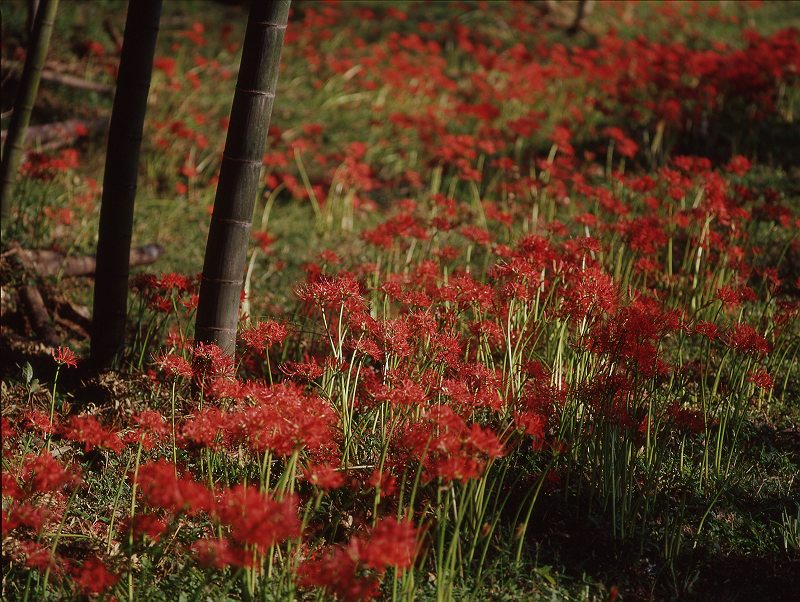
(0, 0), (59, 225)
(567, 0), (595, 35)
(194, 0), (290, 356)
(90, 0), (162, 369)
(27, 0), (41, 35)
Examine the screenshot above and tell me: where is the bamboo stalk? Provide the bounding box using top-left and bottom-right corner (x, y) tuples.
(194, 0), (290, 356)
(0, 0), (59, 223)
(90, 0), (162, 369)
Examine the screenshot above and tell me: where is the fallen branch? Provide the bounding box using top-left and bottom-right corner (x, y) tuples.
(19, 284), (59, 346)
(0, 117), (108, 152)
(103, 17), (124, 49)
(53, 309), (90, 339)
(3, 59), (114, 93)
(14, 243), (165, 277)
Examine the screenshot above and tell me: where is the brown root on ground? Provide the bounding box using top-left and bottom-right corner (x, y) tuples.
(1, 243), (164, 348)
(18, 284), (59, 346)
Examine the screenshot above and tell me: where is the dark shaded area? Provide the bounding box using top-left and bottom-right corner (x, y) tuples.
(673, 118), (800, 170)
(517, 496), (798, 601)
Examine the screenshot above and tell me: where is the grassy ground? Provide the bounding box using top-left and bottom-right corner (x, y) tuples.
(2, 1), (799, 601)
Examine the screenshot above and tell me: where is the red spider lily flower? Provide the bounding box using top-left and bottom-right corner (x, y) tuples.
(204, 377), (246, 402)
(350, 336), (384, 363)
(387, 378), (428, 408)
(252, 229), (276, 252)
(154, 56), (176, 78)
(153, 351), (193, 379)
(297, 276), (367, 313)
(357, 367), (389, 408)
(368, 469), (397, 497)
(319, 249), (341, 264)
(61, 415), (123, 453)
(19, 541), (59, 573)
(135, 460), (214, 516)
(401, 406), (504, 483)
(3, 502), (53, 535)
(121, 410), (171, 451)
(23, 410), (58, 435)
(693, 320), (719, 341)
(297, 545), (380, 601)
(460, 225), (492, 246)
(230, 382), (337, 456)
(466, 423), (506, 458)
(241, 320), (289, 353)
(514, 411), (547, 450)
(52, 346), (77, 368)
(22, 453), (81, 493)
(156, 272), (194, 292)
(193, 537), (252, 569)
(71, 556), (118, 596)
(1, 416), (15, 442)
(182, 293), (200, 311)
(550, 125), (574, 157)
(358, 517), (418, 573)
(371, 317), (414, 360)
(304, 463), (345, 490)
(725, 323), (771, 356)
(469, 319), (504, 349)
(192, 342), (235, 384)
(132, 410), (170, 441)
(586, 297), (680, 377)
(621, 217), (667, 256)
(561, 266), (618, 321)
(2, 471), (23, 500)
(127, 513), (169, 542)
(725, 155), (751, 176)
(668, 404), (705, 435)
(214, 485), (300, 552)
(715, 285), (742, 309)
(603, 126), (639, 159)
(280, 358), (325, 381)
(150, 294), (175, 313)
(361, 213), (428, 250)
(180, 407), (229, 450)
(437, 273), (494, 311)
(441, 363), (504, 411)
(380, 281), (432, 309)
(747, 368), (773, 390)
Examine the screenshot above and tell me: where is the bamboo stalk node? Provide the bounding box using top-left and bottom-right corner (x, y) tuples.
(236, 89), (276, 97)
(211, 216), (251, 227)
(221, 153), (263, 165)
(255, 21), (288, 29)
